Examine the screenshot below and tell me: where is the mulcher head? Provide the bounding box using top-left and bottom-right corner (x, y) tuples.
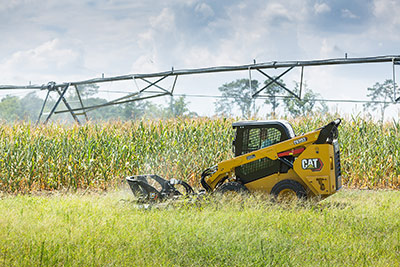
(126, 174), (194, 202)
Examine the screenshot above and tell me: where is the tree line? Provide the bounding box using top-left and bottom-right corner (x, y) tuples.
(214, 78), (328, 118)
(215, 77), (398, 121)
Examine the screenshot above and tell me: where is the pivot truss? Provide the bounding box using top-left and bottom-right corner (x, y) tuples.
(0, 55), (399, 124)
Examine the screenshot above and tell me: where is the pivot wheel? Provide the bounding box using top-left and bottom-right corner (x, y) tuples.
(271, 180), (307, 201)
(216, 182), (249, 197)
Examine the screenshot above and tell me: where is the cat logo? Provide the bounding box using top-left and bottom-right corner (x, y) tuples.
(301, 158), (323, 172)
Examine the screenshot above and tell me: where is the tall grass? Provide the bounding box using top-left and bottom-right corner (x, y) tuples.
(1, 190), (400, 266)
(0, 116), (399, 193)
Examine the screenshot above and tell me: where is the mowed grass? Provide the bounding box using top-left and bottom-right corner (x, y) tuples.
(1, 189), (399, 266)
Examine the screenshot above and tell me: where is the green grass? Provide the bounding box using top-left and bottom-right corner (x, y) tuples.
(1, 189), (399, 266)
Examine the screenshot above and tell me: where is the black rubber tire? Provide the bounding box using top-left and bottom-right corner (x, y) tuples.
(216, 182), (249, 195)
(270, 180), (307, 200)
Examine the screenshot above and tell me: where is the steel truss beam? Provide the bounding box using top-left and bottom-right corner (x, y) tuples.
(0, 55), (399, 123)
(36, 83), (85, 125)
(42, 83), (71, 125)
(55, 74), (175, 114)
(74, 85), (89, 120)
(3, 55), (399, 90)
(252, 66), (299, 99)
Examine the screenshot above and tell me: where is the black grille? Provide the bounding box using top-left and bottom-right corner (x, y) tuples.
(333, 141), (342, 190)
(238, 157), (277, 176)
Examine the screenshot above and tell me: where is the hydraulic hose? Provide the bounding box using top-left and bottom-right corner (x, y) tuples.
(200, 168), (214, 192)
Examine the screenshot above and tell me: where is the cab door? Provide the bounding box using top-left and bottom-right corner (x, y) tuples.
(235, 126), (283, 184)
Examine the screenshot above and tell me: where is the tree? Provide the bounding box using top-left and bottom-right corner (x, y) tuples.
(0, 95), (24, 122)
(215, 79), (259, 118)
(263, 77), (286, 116)
(122, 101), (158, 120)
(163, 96), (197, 118)
(282, 82), (327, 117)
(21, 92), (44, 121)
(364, 79), (399, 121)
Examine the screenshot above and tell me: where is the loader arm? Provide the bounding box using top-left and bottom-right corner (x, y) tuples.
(201, 119), (341, 192)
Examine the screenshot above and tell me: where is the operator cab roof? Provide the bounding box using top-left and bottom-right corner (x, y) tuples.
(232, 120), (296, 138)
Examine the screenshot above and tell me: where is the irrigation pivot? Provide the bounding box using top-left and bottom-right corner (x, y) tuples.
(0, 55), (399, 124)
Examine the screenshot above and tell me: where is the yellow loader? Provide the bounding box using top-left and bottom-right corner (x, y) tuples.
(127, 119), (342, 201)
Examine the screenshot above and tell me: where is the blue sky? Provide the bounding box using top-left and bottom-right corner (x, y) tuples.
(0, 0), (399, 118)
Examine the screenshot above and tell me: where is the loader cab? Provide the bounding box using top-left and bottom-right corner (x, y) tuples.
(232, 120), (295, 156)
(232, 120), (296, 184)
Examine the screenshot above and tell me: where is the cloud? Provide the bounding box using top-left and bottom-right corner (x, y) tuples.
(309, 0), (372, 34)
(314, 3), (331, 14)
(341, 9), (359, 19)
(194, 3), (214, 18)
(0, 0), (398, 118)
(0, 0), (34, 11)
(0, 39), (84, 84)
(131, 7), (181, 73)
(319, 38), (343, 57)
(261, 2), (293, 25)
(371, 0), (400, 39)
(149, 7), (176, 31)
(7, 39), (80, 69)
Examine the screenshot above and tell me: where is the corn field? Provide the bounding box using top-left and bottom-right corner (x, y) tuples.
(0, 116), (399, 193)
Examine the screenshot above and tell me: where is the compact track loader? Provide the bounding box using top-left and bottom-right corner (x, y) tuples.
(127, 119), (342, 201)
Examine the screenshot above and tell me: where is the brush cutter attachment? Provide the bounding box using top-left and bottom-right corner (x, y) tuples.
(126, 175), (194, 202)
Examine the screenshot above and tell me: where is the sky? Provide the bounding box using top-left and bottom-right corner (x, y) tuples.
(1, 0), (400, 119)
